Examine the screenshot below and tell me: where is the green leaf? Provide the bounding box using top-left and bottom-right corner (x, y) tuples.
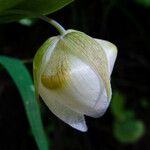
(113, 120), (145, 143)
(0, 56), (49, 150)
(0, 0), (23, 12)
(14, 0), (74, 14)
(0, 0), (74, 23)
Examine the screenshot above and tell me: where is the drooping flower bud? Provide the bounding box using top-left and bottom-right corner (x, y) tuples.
(33, 29), (117, 132)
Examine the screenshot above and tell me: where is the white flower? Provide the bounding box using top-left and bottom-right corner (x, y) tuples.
(33, 29), (117, 132)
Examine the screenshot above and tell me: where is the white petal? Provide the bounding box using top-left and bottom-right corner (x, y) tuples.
(92, 85), (112, 118)
(33, 36), (60, 97)
(64, 54), (111, 118)
(39, 81), (87, 132)
(95, 39), (117, 75)
(40, 53), (109, 118)
(63, 31), (111, 98)
(64, 54), (106, 117)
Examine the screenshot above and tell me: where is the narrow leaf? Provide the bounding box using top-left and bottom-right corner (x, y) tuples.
(0, 56), (49, 150)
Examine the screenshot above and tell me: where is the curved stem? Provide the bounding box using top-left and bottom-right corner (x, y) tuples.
(5, 10), (66, 35)
(38, 15), (66, 35)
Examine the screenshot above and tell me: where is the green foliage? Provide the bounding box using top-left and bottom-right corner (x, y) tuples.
(114, 120), (145, 143)
(0, 0), (73, 23)
(111, 91), (125, 120)
(134, 0), (150, 7)
(111, 91), (145, 144)
(14, 0), (74, 14)
(0, 56), (49, 150)
(0, 0), (22, 12)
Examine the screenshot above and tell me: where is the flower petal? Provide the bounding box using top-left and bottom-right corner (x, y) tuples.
(60, 54), (103, 117)
(40, 49), (109, 118)
(92, 85), (112, 118)
(39, 81), (88, 132)
(34, 36), (88, 131)
(62, 30), (111, 98)
(33, 36), (59, 98)
(95, 39), (117, 75)
(39, 32), (112, 118)
(33, 30), (117, 132)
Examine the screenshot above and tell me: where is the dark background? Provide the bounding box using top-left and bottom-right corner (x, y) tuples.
(0, 0), (150, 149)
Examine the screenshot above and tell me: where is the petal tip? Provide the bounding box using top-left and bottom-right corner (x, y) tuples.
(71, 122), (88, 132)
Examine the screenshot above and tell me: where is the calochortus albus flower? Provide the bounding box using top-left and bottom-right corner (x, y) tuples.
(33, 29), (117, 132)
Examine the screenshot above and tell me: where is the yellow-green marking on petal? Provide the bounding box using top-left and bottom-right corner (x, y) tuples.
(41, 67), (68, 89)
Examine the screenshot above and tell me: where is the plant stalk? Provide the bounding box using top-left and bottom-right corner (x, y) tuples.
(5, 10), (66, 35)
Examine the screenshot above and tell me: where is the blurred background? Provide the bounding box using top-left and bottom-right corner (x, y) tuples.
(0, 0), (150, 149)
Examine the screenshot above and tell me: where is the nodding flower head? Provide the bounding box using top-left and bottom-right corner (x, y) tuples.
(33, 29), (117, 132)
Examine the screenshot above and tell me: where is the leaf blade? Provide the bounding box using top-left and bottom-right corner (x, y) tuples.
(0, 0), (23, 12)
(0, 56), (49, 150)
(0, 0), (74, 23)
(14, 0), (74, 15)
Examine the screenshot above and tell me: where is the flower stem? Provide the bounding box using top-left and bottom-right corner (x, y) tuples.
(5, 10), (66, 35)
(41, 16), (66, 35)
